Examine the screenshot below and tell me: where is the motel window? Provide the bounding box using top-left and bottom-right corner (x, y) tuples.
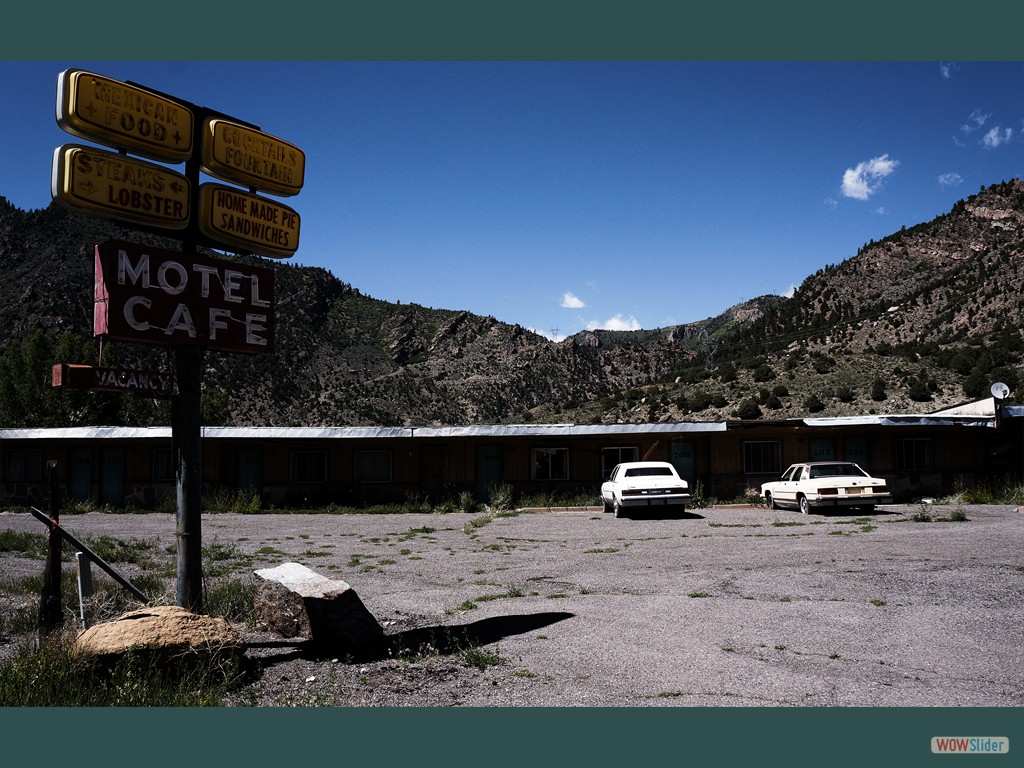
(5, 449), (42, 482)
(896, 438), (933, 471)
(743, 441), (781, 475)
(354, 450), (392, 483)
(602, 446), (639, 479)
(153, 449), (173, 481)
(291, 450), (327, 483)
(532, 447), (569, 481)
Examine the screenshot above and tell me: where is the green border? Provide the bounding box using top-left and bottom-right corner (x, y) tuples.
(3, 0), (1024, 59)
(4, 707), (1022, 766)
(3, 2), (1022, 767)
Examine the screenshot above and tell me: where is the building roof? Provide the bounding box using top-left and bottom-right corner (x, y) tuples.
(0, 399), (1015, 441)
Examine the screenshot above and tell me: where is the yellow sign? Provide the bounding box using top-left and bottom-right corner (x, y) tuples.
(201, 119), (304, 197)
(199, 183), (300, 259)
(51, 144), (191, 230)
(56, 69), (194, 164)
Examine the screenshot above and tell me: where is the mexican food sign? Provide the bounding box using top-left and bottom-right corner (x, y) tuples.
(94, 240), (274, 354)
(56, 69), (194, 163)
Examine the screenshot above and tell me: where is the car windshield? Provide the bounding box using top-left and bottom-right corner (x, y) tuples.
(624, 467), (673, 478)
(808, 463), (868, 479)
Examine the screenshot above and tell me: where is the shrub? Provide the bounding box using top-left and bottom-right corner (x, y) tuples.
(203, 488), (262, 514)
(870, 377), (887, 401)
(458, 491), (481, 513)
(689, 480), (715, 509)
(734, 399), (762, 420)
(804, 394), (826, 413)
(488, 484), (514, 511)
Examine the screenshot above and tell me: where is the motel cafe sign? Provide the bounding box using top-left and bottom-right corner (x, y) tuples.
(94, 240), (274, 355)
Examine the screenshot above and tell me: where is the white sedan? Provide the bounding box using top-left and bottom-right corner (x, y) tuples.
(601, 461), (692, 518)
(760, 461), (892, 515)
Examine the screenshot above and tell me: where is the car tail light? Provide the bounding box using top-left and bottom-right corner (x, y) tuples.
(818, 488), (838, 495)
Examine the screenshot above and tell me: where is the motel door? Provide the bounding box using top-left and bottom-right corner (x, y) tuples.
(476, 445), (503, 502)
(419, 446), (448, 500)
(69, 447), (93, 502)
(670, 441), (695, 488)
(237, 447), (263, 494)
(99, 447), (125, 507)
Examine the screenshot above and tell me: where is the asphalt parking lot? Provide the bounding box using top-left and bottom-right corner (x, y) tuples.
(3, 501), (1021, 708)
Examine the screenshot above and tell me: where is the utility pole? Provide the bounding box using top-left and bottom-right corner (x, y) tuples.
(173, 112), (207, 614)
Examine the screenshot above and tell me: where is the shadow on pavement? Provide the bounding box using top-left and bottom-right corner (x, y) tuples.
(248, 610), (575, 665)
(813, 507), (904, 518)
(619, 510), (706, 521)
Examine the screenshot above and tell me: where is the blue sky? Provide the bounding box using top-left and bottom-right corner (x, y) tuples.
(1, 60), (1022, 340)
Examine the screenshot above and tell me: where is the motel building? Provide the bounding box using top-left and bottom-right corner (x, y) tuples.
(1, 399), (1020, 511)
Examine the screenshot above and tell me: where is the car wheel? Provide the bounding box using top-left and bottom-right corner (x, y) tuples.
(766, 492), (779, 510)
(798, 495), (811, 515)
(602, 498), (612, 514)
(613, 499), (625, 519)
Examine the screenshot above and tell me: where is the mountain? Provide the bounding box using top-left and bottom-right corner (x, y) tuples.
(0, 179), (1021, 427)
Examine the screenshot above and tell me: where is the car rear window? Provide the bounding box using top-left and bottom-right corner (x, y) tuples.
(809, 464), (867, 479)
(624, 467), (673, 477)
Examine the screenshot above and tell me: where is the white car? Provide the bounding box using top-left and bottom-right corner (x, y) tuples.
(601, 461), (692, 518)
(760, 461), (892, 515)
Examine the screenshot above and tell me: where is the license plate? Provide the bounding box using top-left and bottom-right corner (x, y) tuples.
(846, 487), (862, 495)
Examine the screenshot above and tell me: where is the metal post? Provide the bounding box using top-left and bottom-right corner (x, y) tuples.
(37, 461), (62, 634)
(75, 552), (93, 628)
(174, 345), (204, 613)
(173, 107), (207, 614)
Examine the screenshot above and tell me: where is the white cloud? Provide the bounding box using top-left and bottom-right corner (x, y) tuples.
(938, 172), (963, 187)
(560, 291), (585, 309)
(961, 109), (990, 134)
(586, 314), (641, 332)
(981, 126), (1013, 149)
(841, 154), (899, 200)
(939, 62), (958, 79)
(781, 284), (797, 299)
(824, 196), (838, 209)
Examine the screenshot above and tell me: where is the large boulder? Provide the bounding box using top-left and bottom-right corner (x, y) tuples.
(253, 562), (384, 656)
(74, 605), (246, 663)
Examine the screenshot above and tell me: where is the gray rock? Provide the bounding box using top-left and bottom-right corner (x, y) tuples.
(253, 562), (384, 655)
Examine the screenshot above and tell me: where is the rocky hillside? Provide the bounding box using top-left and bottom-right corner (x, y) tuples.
(0, 179), (1021, 427)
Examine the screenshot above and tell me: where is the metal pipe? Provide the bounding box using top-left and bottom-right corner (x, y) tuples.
(29, 507), (149, 604)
